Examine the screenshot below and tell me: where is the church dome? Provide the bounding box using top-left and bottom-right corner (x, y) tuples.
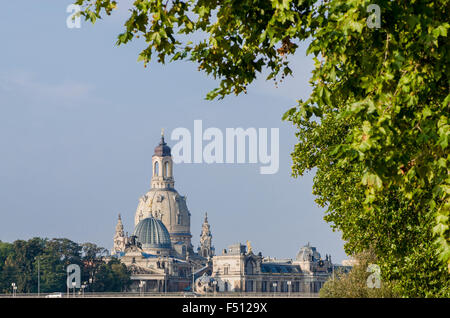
(154, 136), (171, 157)
(133, 217), (171, 249)
(135, 188), (191, 240)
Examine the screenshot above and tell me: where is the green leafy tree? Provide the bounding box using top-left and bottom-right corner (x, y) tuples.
(0, 241), (14, 293)
(37, 238), (83, 292)
(74, 0), (449, 296)
(91, 259), (132, 292)
(0, 238), (131, 293)
(320, 250), (398, 298)
(3, 238), (46, 293)
(109, 259), (132, 291)
(81, 242), (109, 285)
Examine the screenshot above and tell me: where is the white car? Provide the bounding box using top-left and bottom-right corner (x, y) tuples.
(45, 293), (63, 298)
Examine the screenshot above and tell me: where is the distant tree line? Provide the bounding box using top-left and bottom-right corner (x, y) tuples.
(0, 238), (131, 294)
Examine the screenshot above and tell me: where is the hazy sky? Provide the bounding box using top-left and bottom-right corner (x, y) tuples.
(0, 1), (347, 262)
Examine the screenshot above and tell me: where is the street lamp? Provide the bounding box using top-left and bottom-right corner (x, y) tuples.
(35, 256), (40, 297)
(139, 281), (146, 296)
(164, 268), (168, 295)
(11, 283), (16, 297)
(272, 282), (277, 297)
(72, 281), (76, 298)
(287, 281), (292, 297)
(212, 280), (217, 297)
(88, 277), (93, 294)
(81, 284), (86, 297)
(191, 265), (195, 292)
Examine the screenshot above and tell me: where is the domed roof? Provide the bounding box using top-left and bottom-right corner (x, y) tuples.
(135, 187), (191, 234)
(296, 243), (321, 262)
(154, 135), (171, 157)
(133, 217), (171, 249)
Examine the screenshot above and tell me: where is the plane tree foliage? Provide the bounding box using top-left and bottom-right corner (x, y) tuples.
(74, 0), (449, 296)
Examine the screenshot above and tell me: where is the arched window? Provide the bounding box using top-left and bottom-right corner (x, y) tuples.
(154, 161), (159, 176)
(164, 161), (170, 177)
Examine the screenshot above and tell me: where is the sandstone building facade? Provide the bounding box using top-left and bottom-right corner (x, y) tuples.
(111, 133), (334, 293)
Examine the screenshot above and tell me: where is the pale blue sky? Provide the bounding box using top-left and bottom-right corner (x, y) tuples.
(0, 1), (347, 262)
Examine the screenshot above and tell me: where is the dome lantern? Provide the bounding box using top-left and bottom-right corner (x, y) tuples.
(151, 129), (174, 189)
(153, 129), (171, 157)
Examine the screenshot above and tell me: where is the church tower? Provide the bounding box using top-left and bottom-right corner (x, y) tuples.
(113, 214), (127, 255)
(198, 212), (214, 258)
(134, 131), (193, 253)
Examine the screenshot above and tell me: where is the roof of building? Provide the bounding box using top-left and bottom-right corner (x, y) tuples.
(296, 243), (321, 262)
(133, 217), (172, 249)
(260, 263), (302, 274)
(135, 188), (190, 233)
(224, 243), (246, 255)
(153, 135), (171, 157)
(141, 252), (159, 259)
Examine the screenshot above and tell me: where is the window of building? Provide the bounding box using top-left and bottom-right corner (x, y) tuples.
(262, 281), (267, 292)
(270, 281), (278, 292)
(154, 161), (159, 176)
(245, 260), (254, 275)
(164, 161), (170, 177)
